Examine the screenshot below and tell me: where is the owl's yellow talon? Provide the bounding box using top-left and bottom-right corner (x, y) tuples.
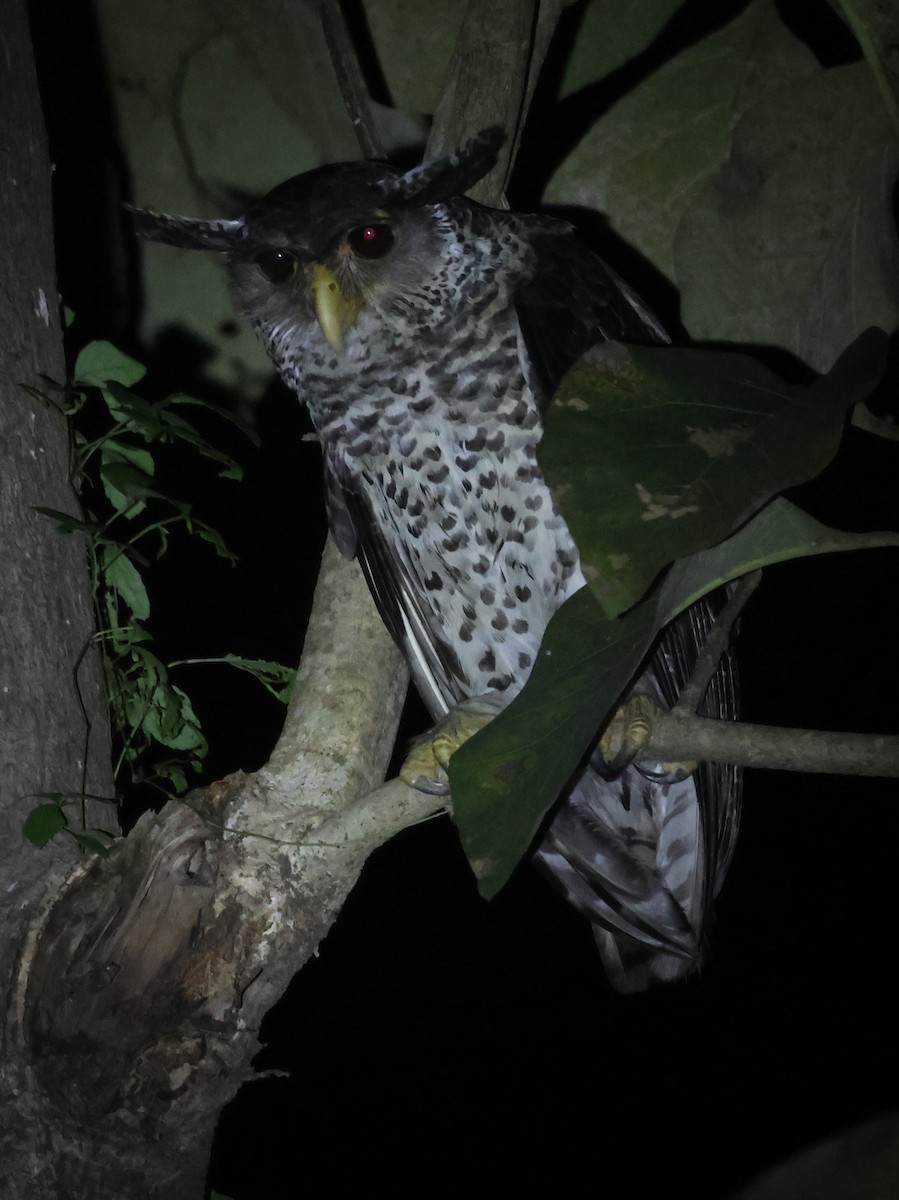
(400, 705), (495, 795)
(598, 694), (695, 780)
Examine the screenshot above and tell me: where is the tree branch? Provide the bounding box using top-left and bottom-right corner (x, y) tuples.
(645, 705), (899, 778)
(17, 542), (430, 1190)
(428, 0), (538, 204)
(320, 0), (385, 159)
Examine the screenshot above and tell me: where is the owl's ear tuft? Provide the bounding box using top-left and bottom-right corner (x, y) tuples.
(376, 127), (505, 207)
(126, 205), (245, 252)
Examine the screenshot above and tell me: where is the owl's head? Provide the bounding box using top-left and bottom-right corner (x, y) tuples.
(130, 129), (503, 353)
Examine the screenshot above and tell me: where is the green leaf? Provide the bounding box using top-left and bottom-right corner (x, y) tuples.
(657, 498), (899, 621)
(33, 507), (104, 536)
(219, 655), (295, 702)
(837, 0), (899, 136)
(546, 1), (819, 281)
(165, 392), (261, 447)
(100, 460), (165, 504)
(75, 340), (146, 389)
(541, 330), (888, 618)
(194, 525), (238, 563)
(100, 545), (150, 621)
(127, 645), (166, 685)
(675, 62), (899, 369)
(142, 684), (208, 755)
(100, 442), (155, 515)
(560, 0), (684, 96)
(74, 829), (117, 855)
(102, 382), (166, 437)
(448, 589), (657, 900)
(102, 619), (151, 657)
(853, 403), (899, 444)
(362, 0), (466, 113)
(731, 1111), (899, 1200)
(24, 802), (70, 848)
(153, 762), (190, 793)
(117, 649), (165, 730)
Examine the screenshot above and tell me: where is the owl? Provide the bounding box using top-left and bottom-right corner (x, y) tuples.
(133, 130), (740, 991)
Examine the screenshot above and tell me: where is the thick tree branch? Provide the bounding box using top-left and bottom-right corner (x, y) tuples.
(428, 0), (539, 203)
(16, 542), (432, 1197)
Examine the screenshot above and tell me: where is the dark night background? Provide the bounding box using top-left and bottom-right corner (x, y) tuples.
(25, 1), (898, 1195)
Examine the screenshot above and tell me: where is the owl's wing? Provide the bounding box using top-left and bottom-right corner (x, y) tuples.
(323, 446), (464, 717)
(533, 596), (742, 992)
(511, 219), (742, 990)
(512, 216), (669, 405)
(652, 601), (742, 900)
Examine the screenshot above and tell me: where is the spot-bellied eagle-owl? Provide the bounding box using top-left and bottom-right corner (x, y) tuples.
(133, 130), (740, 992)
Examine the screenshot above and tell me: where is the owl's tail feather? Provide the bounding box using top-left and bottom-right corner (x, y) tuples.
(534, 764), (708, 993)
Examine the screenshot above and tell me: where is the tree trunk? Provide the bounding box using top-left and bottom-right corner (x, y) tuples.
(0, 0), (114, 1189)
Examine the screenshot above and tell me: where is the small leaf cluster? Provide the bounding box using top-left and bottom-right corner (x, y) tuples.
(27, 338), (292, 847)
(23, 796), (117, 856)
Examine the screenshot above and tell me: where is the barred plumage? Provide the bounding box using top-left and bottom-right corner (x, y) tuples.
(133, 133), (741, 991)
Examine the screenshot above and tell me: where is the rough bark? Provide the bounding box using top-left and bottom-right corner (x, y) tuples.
(0, 0), (114, 1189)
(14, 542), (421, 1199)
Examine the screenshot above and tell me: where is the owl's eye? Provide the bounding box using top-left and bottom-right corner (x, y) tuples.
(346, 224), (395, 260)
(256, 249), (298, 284)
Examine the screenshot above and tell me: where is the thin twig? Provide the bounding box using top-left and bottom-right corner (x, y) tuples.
(674, 570), (762, 714)
(320, 0), (385, 160)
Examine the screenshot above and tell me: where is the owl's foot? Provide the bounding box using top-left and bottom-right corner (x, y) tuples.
(597, 694), (696, 782)
(400, 695), (501, 796)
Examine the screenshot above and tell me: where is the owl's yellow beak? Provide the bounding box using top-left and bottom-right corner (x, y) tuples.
(308, 264), (363, 352)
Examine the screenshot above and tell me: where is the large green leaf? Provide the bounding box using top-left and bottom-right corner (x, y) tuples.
(362, 0), (466, 114)
(675, 61), (899, 370)
(657, 498), (899, 621)
(545, 0), (818, 281)
(450, 499), (899, 900)
(99, 460), (166, 505)
(448, 588), (657, 900)
(560, 0), (684, 97)
(540, 330), (888, 618)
